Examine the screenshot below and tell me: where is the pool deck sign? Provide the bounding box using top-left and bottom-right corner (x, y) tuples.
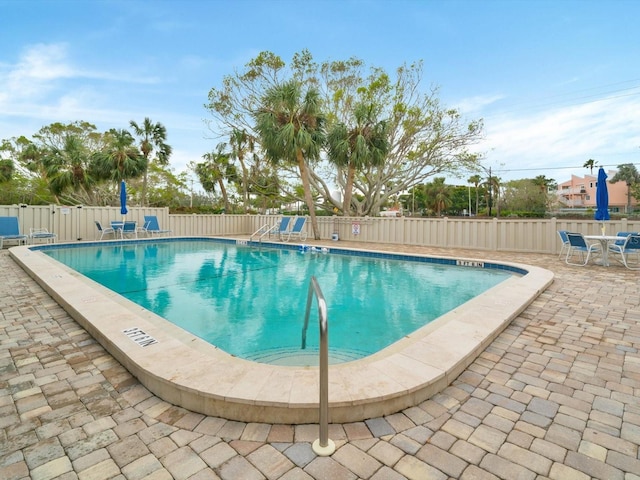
(123, 327), (158, 347)
(456, 259), (485, 268)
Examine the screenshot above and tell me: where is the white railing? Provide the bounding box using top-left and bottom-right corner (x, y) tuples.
(2, 204), (639, 255)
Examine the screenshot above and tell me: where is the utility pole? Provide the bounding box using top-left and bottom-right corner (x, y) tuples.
(488, 167), (493, 217)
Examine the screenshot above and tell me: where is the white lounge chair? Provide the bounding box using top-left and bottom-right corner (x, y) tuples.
(280, 216), (308, 242)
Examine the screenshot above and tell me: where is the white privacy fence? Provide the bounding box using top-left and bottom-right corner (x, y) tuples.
(2, 204), (639, 254)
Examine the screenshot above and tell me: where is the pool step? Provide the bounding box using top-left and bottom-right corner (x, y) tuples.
(245, 346), (365, 366)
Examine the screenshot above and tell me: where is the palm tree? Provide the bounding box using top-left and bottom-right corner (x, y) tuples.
(425, 177), (452, 216)
(41, 134), (95, 203)
(490, 175), (502, 217)
(196, 143), (237, 213)
(467, 174), (482, 215)
(583, 158), (598, 174)
(327, 102), (389, 216)
(254, 80), (326, 239)
(484, 173), (501, 216)
(229, 128), (254, 212)
(92, 129), (146, 197)
(129, 118), (173, 206)
(610, 163), (640, 213)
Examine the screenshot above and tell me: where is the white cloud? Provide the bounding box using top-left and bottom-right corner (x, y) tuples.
(477, 91), (640, 180)
(455, 94), (505, 114)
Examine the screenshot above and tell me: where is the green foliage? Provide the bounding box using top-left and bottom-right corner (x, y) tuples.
(326, 101), (390, 215)
(501, 179), (549, 214)
(206, 49), (484, 217)
(0, 120), (178, 207)
(610, 163), (640, 213)
(130, 118), (173, 206)
(254, 79), (326, 238)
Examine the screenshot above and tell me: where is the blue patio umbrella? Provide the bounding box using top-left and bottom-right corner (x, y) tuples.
(594, 167), (609, 233)
(120, 180), (128, 218)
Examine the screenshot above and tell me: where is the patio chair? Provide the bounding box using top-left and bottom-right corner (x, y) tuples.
(142, 216), (172, 236)
(0, 216), (28, 249)
(565, 232), (601, 266)
(121, 221), (138, 239)
(95, 221), (116, 240)
(557, 230), (570, 259)
(29, 227), (57, 244)
(608, 233), (640, 270)
(280, 216), (308, 242)
(269, 216), (292, 239)
(611, 231), (637, 248)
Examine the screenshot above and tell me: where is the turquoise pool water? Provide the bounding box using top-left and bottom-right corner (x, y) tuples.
(42, 240), (513, 365)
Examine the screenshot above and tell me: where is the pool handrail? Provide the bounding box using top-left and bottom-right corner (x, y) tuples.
(302, 276), (335, 456)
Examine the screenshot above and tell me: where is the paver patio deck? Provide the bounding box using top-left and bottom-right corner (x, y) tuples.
(1, 241), (639, 480)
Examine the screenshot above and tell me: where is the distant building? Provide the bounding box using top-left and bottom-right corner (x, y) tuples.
(557, 171), (637, 213)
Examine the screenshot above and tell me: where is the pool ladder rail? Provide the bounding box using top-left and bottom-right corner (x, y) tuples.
(301, 276), (335, 456)
(250, 223), (279, 242)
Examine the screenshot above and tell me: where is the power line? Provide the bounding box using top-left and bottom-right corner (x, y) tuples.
(480, 79), (640, 119)
(492, 162), (640, 175)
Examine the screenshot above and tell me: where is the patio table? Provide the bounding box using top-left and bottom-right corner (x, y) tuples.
(584, 235), (627, 266)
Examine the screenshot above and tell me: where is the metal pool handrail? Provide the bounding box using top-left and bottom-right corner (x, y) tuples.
(302, 276), (335, 456)
(249, 223), (275, 242)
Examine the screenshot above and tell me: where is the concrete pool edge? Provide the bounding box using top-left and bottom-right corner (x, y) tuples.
(9, 240), (554, 424)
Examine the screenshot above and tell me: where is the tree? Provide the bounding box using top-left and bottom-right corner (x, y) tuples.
(0, 158), (13, 183)
(309, 57), (484, 215)
(229, 128), (255, 212)
(248, 161), (283, 213)
(41, 134), (96, 203)
(583, 158), (598, 174)
(327, 101), (389, 215)
(610, 163), (640, 213)
(129, 118), (173, 206)
(467, 174), (482, 215)
(92, 129), (146, 198)
(1, 124), (99, 205)
(22, 121), (103, 201)
(206, 50), (484, 218)
(194, 143), (238, 212)
(484, 173), (501, 217)
(502, 179), (548, 214)
(531, 174), (557, 212)
(424, 177), (452, 216)
(254, 80), (326, 239)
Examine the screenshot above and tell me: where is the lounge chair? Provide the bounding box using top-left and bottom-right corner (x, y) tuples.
(0, 216), (28, 249)
(565, 232), (601, 266)
(609, 233), (640, 270)
(121, 221), (138, 239)
(557, 230), (570, 259)
(280, 216), (308, 242)
(142, 216), (171, 236)
(95, 221), (116, 240)
(29, 227), (57, 244)
(269, 216), (292, 239)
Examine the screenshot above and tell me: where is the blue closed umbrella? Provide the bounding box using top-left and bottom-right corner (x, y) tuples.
(120, 180), (128, 218)
(594, 167), (609, 233)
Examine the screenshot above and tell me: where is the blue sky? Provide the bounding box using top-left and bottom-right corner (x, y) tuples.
(1, 0), (639, 188)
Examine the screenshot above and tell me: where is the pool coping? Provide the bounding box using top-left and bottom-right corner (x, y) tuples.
(10, 237), (554, 424)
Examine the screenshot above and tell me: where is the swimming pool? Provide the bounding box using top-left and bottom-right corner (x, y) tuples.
(11, 238), (553, 423)
(41, 240), (513, 365)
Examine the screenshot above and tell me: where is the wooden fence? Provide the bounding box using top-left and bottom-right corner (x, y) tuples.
(2, 204), (639, 255)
